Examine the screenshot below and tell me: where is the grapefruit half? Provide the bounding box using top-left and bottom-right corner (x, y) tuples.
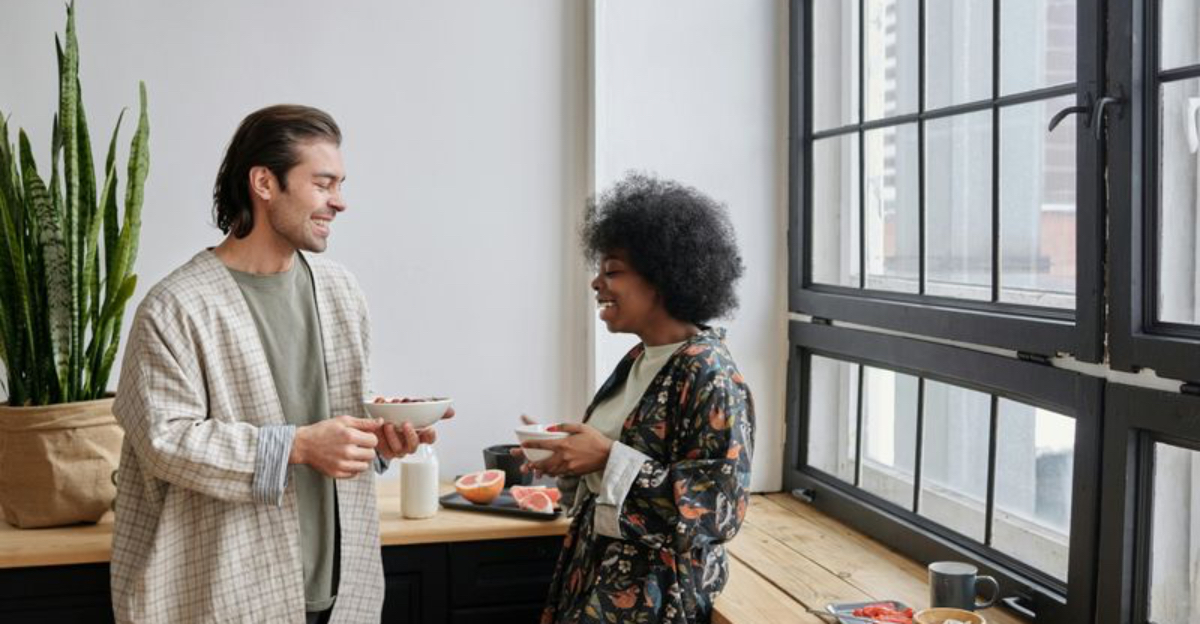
(455, 469), (505, 504)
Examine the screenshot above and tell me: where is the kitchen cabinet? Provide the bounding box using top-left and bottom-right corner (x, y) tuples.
(0, 537), (562, 624)
(0, 562), (114, 623)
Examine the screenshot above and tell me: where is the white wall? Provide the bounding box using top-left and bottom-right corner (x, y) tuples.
(0, 0), (592, 484)
(591, 0), (789, 492)
(1, 0), (789, 492)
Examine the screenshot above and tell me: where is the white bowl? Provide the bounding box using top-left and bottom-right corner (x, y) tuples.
(515, 424), (569, 462)
(363, 397), (452, 429)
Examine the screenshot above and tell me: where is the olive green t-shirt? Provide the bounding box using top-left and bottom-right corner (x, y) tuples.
(229, 255), (337, 613)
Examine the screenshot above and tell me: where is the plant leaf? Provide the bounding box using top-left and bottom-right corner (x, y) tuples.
(110, 82), (147, 301)
(102, 109), (123, 281)
(20, 130), (70, 399)
(93, 273), (136, 398)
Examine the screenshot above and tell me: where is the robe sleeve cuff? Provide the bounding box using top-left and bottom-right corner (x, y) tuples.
(253, 424), (295, 506)
(373, 452), (390, 475)
(593, 441), (650, 539)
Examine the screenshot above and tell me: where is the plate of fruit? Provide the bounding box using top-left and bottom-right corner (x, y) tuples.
(439, 470), (563, 520)
(825, 601), (914, 624)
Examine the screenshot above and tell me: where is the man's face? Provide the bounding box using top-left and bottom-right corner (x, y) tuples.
(265, 140), (346, 253)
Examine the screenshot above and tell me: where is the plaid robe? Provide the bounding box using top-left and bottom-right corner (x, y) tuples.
(110, 250), (382, 623)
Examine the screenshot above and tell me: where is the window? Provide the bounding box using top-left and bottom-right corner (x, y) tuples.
(786, 322), (1102, 622)
(792, 0), (1103, 360)
(1097, 385), (1200, 624)
(1110, 0), (1200, 382)
(790, 2), (1200, 622)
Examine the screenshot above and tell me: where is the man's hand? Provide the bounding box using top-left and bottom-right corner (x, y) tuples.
(290, 415), (381, 478)
(520, 423), (613, 478)
(376, 406), (455, 461)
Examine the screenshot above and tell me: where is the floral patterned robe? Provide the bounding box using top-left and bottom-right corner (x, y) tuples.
(540, 327), (755, 624)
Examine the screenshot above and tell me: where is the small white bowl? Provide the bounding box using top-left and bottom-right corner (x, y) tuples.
(515, 424), (569, 462)
(363, 398), (452, 429)
(913, 608), (986, 624)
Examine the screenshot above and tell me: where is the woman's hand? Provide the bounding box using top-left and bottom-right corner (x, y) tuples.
(521, 423), (614, 478)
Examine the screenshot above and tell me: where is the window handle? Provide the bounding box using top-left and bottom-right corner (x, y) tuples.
(1093, 93), (1124, 141)
(1048, 96), (1092, 133)
(1001, 594), (1037, 619)
(1187, 97), (1200, 154)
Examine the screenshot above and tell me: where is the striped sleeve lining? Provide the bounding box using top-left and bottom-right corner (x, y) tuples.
(253, 424), (295, 506)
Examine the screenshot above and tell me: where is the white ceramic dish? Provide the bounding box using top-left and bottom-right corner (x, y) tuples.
(363, 398), (452, 429)
(913, 608), (985, 624)
(515, 424), (569, 462)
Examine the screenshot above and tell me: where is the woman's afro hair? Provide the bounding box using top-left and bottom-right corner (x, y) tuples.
(582, 173), (744, 325)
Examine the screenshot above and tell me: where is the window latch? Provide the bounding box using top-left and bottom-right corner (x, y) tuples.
(1047, 90), (1125, 141)
(790, 488), (816, 503)
(1001, 592), (1037, 619)
(1048, 93), (1092, 133)
(1093, 93), (1125, 141)
(1017, 351), (1053, 366)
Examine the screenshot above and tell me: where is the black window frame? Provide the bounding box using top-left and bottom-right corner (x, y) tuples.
(1095, 384), (1200, 624)
(784, 321), (1103, 624)
(1108, 0), (1200, 383)
(789, 0), (1106, 362)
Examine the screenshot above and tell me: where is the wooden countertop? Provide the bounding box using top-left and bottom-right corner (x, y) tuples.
(0, 482), (569, 570)
(713, 493), (1030, 624)
(0, 486), (1032, 624)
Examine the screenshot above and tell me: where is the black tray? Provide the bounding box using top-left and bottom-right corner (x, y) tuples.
(826, 600), (911, 624)
(439, 490), (562, 520)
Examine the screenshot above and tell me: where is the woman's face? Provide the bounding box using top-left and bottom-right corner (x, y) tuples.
(591, 251), (663, 335)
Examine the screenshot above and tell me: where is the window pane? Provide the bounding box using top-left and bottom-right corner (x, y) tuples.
(925, 0), (993, 110)
(993, 399), (1074, 581)
(1149, 442), (1200, 624)
(807, 355), (860, 484)
(866, 124), (920, 293)
(999, 95), (1076, 309)
(925, 111), (993, 300)
(1160, 0), (1200, 71)
(865, 0), (919, 121)
(813, 0), (860, 132)
(1158, 79), (1200, 325)
(999, 0), (1076, 96)
(920, 379), (990, 541)
(861, 367), (918, 509)
(812, 134), (861, 288)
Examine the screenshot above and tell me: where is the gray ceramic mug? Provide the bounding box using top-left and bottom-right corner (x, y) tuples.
(928, 561), (999, 611)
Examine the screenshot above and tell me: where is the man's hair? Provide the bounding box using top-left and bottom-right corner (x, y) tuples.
(212, 104), (342, 238)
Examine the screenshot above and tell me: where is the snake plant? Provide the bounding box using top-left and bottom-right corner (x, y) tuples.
(0, 2), (148, 406)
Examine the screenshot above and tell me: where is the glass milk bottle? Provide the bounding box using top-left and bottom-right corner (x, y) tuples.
(400, 444), (439, 519)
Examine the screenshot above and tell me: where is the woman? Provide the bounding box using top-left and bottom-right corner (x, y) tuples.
(520, 173), (754, 624)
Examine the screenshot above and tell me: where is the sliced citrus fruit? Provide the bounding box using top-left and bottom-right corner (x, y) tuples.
(454, 469), (505, 505)
(516, 490), (554, 514)
(510, 485), (541, 503)
(511, 485), (562, 507)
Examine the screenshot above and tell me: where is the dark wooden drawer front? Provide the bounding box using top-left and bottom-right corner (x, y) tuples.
(450, 602), (546, 624)
(448, 537), (562, 609)
(381, 544), (447, 624)
(0, 563), (114, 622)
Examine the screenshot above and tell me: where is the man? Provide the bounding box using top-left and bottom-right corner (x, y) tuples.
(111, 105), (442, 623)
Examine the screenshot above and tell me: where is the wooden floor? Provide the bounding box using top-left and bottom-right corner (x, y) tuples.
(714, 493), (1029, 624)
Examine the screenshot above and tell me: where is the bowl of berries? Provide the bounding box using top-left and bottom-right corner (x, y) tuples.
(364, 396), (452, 429)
